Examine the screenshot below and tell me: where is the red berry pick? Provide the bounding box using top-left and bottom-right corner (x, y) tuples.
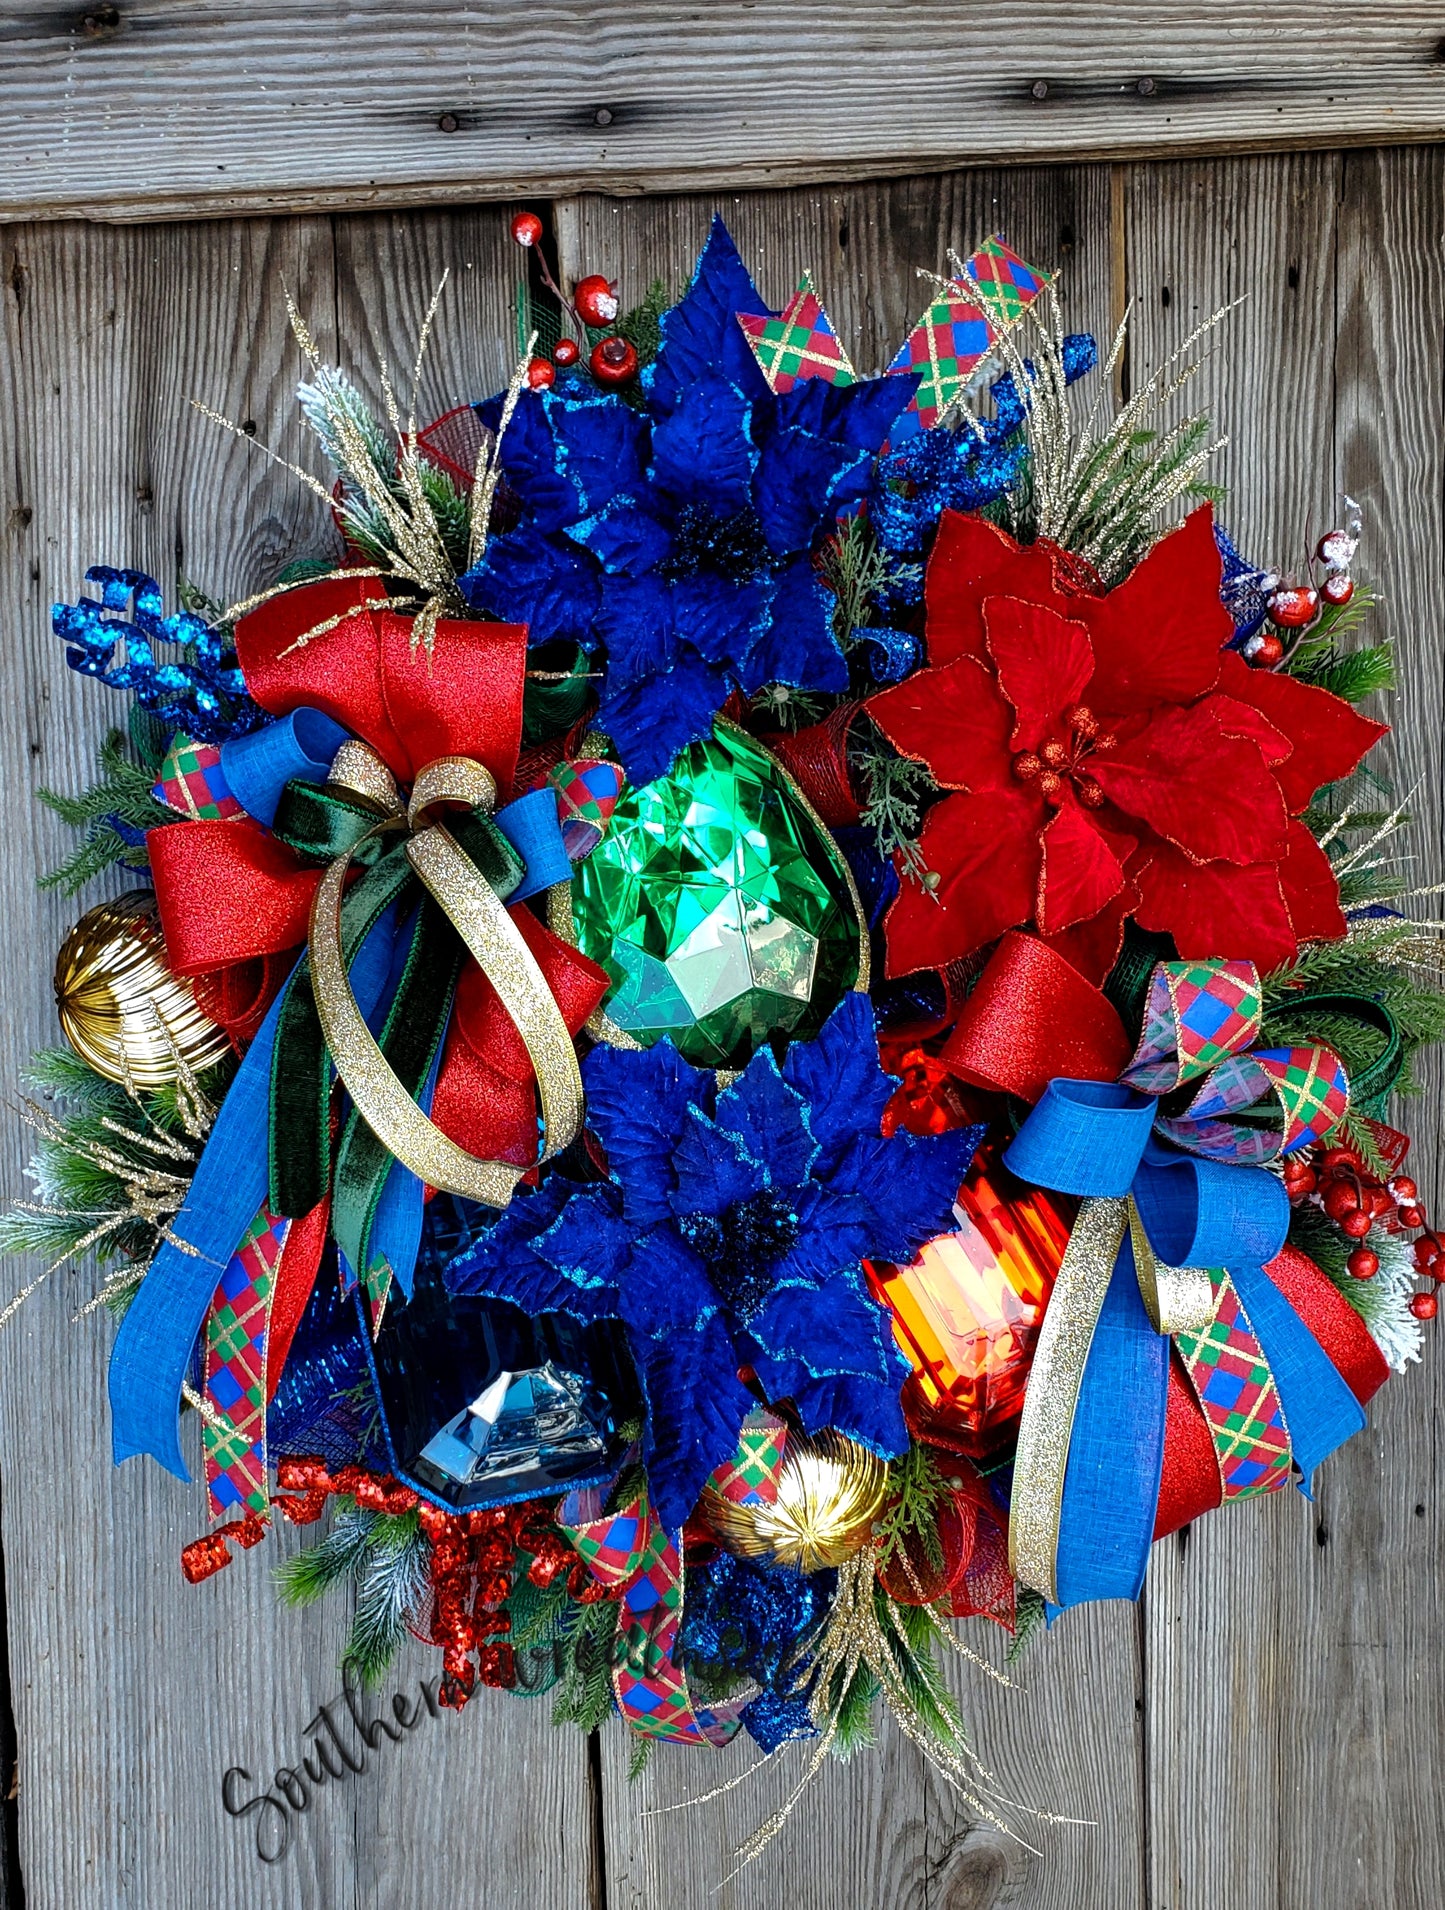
(510, 210), (544, 249)
(526, 356), (556, 390)
(574, 274), (620, 326)
(1410, 1291), (1438, 1321)
(1268, 584), (1321, 629)
(1346, 1247), (1379, 1280)
(591, 335), (639, 386)
(552, 338), (580, 367)
(1245, 630), (1284, 669)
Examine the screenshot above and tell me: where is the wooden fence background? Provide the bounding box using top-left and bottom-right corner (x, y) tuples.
(0, 129), (1442, 1910)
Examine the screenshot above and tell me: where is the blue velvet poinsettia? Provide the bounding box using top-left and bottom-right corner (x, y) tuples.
(461, 220), (919, 784)
(446, 992), (981, 1533)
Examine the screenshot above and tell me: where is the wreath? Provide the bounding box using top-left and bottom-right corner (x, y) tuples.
(6, 214), (1438, 1841)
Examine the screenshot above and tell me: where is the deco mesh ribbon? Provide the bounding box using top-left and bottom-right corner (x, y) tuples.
(107, 575), (609, 1488)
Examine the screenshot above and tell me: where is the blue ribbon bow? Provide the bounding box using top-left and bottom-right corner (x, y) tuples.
(1004, 1079), (1366, 1609)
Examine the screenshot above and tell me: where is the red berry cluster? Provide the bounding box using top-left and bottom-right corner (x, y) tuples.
(1283, 1145), (1441, 1320)
(1243, 502), (1361, 670)
(511, 210), (640, 389)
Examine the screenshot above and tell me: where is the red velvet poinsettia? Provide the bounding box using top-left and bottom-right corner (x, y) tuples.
(867, 506), (1386, 981)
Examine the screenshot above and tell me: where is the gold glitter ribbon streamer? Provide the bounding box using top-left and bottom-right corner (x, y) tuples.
(1008, 1196), (1214, 1603)
(309, 744), (582, 1208)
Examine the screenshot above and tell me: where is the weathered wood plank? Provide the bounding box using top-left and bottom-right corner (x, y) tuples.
(564, 170), (1148, 1910)
(329, 204), (602, 1910)
(0, 207), (595, 1909)
(4, 6), (1445, 225)
(1130, 147), (1445, 1910)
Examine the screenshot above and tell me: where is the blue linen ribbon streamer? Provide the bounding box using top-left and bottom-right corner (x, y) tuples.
(1005, 1078), (1365, 1608)
(109, 905), (400, 1478)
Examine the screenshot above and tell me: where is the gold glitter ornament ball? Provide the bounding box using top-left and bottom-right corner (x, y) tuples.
(700, 1428), (889, 1573)
(55, 890), (231, 1090)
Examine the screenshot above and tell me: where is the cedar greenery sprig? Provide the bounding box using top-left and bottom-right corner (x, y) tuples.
(874, 1439), (949, 1576)
(848, 715), (934, 884)
(819, 513), (897, 654)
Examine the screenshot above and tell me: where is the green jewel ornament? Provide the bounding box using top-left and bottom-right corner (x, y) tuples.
(571, 721), (866, 1067)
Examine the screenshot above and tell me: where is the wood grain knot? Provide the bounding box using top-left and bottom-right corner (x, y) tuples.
(940, 1829), (1010, 1910)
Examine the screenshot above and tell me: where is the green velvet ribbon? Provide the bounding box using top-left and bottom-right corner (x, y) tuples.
(264, 775), (525, 1234)
(1282, 990), (1404, 1118)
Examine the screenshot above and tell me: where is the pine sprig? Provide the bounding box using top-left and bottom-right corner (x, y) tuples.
(275, 1503), (383, 1607)
(38, 728), (171, 896)
(1286, 1198), (1422, 1369)
(826, 1660), (881, 1758)
(992, 286), (1230, 585)
(0, 1049), (222, 1298)
(1007, 1587), (1048, 1664)
(343, 1510), (429, 1690)
(1283, 587), (1389, 702)
(551, 1597), (619, 1734)
(275, 1504), (430, 1690)
(614, 279), (671, 367)
(876, 1595), (966, 1750)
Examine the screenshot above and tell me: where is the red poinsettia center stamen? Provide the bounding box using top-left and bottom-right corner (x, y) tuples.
(1012, 705), (1115, 807)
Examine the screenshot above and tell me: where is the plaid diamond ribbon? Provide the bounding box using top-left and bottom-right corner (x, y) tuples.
(203, 1208), (287, 1516)
(887, 237), (1051, 431)
(1121, 960), (1349, 1164)
(559, 1410), (787, 1743)
(737, 273), (857, 393)
(1173, 1272), (1293, 1499)
(548, 757), (626, 861)
(154, 733), (243, 821)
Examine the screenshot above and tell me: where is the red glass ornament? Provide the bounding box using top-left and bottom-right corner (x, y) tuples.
(1267, 584), (1320, 629)
(510, 210), (544, 248)
(526, 356), (556, 390)
(1321, 572), (1355, 607)
(574, 274), (620, 325)
(865, 1149), (1072, 1459)
(1410, 1291), (1438, 1321)
(590, 335), (639, 386)
(553, 338), (580, 367)
(1347, 1247), (1379, 1280)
